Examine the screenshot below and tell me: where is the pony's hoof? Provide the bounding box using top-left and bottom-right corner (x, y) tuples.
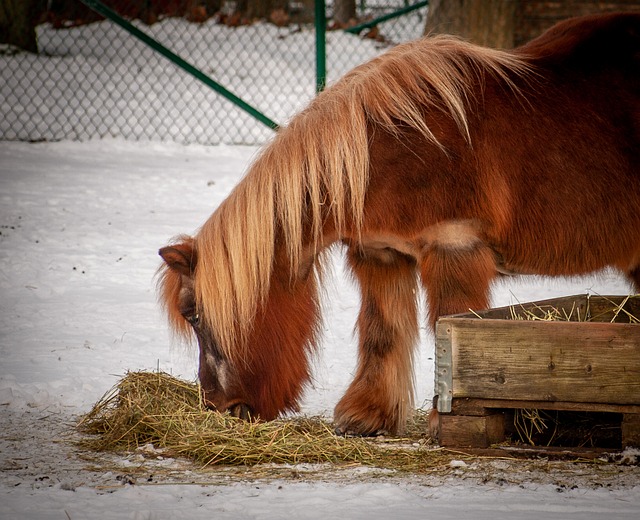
(428, 408), (440, 440)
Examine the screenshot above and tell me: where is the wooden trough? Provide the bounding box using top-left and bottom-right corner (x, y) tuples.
(434, 294), (640, 453)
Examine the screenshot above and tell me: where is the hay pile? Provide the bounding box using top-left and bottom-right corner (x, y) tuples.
(79, 371), (452, 472)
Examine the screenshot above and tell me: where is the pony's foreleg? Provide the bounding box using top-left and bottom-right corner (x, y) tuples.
(334, 247), (419, 436)
(419, 242), (497, 330)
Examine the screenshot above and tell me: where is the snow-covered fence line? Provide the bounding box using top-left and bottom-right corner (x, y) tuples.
(0, 1), (426, 145)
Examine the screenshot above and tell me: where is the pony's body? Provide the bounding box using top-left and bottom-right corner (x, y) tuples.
(160, 12), (640, 435)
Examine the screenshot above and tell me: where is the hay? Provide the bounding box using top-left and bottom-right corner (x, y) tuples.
(605, 294), (640, 324)
(508, 301), (582, 322)
(78, 371), (455, 472)
(507, 294), (640, 324)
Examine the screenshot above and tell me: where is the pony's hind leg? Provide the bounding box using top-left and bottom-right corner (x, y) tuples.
(420, 241), (497, 435)
(420, 241), (497, 329)
(334, 246), (419, 436)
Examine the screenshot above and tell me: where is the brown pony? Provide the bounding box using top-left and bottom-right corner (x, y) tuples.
(159, 12), (640, 436)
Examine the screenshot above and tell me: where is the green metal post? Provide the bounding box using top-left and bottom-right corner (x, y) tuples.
(78, 0), (279, 131)
(345, 1), (428, 35)
(315, 0), (326, 93)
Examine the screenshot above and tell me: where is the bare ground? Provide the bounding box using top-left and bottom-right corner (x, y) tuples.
(2, 408), (639, 494)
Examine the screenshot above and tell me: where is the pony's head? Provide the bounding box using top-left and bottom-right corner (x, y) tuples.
(158, 232), (319, 421)
(158, 239), (254, 420)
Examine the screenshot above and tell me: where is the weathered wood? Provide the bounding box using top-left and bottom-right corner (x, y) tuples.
(434, 294), (640, 450)
(450, 398), (640, 415)
(423, 1), (640, 50)
(437, 413), (506, 448)
(588, 295), (640, 324)
(439, 398), (635, 450)
(423, 0), (516, 48)
(622, 414), (640, 447)
(450, 398), (496, 416)
(450, 445), (614, 461)
(439, 319), (640, 405)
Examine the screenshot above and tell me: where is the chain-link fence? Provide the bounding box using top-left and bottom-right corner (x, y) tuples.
(0, 1), (427, 145)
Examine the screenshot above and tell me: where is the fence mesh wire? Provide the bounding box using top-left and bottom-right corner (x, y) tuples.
(1, 1), (427, 145)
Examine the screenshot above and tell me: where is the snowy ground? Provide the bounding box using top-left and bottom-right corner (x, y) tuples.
(1, 139), (639, 519)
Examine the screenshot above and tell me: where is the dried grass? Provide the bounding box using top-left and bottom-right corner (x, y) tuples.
(507, 294), (639, 324)
(78, 371), (456, 473)
(602, 294), (640, 324)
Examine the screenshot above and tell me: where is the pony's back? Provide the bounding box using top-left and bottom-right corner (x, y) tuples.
(473, 12), (640, 276)
(514, 11), (639, 183)
(519, 12), (640, 63)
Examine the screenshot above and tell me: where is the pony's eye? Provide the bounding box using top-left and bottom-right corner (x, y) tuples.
(187, 313), (200, 326)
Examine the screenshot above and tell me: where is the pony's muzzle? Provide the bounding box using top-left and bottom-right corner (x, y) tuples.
(202, 397), (253, 420)
(228, 402), (252, 421)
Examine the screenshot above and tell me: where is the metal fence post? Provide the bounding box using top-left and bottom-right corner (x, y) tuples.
(315, 0), (326, 93)
(345, 1), (428, 35)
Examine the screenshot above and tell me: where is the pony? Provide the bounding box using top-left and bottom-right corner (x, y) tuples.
(158, 12), (640, 436)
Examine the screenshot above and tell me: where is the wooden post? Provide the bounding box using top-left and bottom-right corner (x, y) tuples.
(622, 414), (640, 448)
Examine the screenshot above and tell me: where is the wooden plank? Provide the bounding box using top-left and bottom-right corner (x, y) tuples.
(451, 445), (614, 460)
(438, 414), (506, 448)
(622, 414), (640, 447)
(589, 295), (640, 324)
(450, 398), (640, 415)
(442, 399), (629, 450)
(627, 297), (640, 322)
(450, 398), (496, 416)
(440, 318), (640, 405)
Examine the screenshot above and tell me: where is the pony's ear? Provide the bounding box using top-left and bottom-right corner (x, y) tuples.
(159, 243), (196, 276)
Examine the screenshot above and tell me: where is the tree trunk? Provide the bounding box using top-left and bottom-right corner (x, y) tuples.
(0, 0), (41, 53)
(235, 0), (289, 21)
(289, 0), (316, 24)
(333, 0), (356, 26)
(424, 0), (516, 48)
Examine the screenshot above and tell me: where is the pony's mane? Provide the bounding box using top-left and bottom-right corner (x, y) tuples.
(192, 35), (532, 359)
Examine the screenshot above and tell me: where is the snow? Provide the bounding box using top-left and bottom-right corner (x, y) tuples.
(4, 480), (639, 520)
(1, 139), (638, 519)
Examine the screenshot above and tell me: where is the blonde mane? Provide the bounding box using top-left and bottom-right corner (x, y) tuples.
(193, 35), (531, 358)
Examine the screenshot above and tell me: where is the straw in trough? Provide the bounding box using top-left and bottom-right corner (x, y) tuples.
(505, 294), (639, 447)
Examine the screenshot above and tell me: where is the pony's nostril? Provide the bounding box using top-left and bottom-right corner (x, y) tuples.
(229, 403), (252, 420)
(201, 399), (216, 412)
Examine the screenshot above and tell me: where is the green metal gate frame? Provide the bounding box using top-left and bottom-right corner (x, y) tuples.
(79, 0), (428, 133)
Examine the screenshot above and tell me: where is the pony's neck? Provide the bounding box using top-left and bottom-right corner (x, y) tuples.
(236, 255), (323, 419)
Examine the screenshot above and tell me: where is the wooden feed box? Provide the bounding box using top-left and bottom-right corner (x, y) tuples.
(434, 294), (640, 452)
